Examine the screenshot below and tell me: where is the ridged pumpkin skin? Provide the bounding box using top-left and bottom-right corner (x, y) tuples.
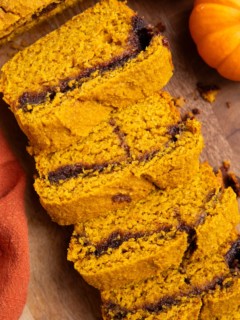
(189, 0), (240, 81)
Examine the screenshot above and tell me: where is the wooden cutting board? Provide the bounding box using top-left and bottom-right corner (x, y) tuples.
(0, 0), (239, 319)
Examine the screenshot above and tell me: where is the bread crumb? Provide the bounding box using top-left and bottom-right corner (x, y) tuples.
(197, 83), (220, 103)
(219, 161), (240, 197)
(182, 111), (195, 121)
(174, 96), (185, 108)
(226, 101), (231, 109)
(192, 108), (200, 115)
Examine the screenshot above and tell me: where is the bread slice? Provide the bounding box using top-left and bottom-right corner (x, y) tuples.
(0, 0), (81, 44)
(67, 163), (240, 290)
(0, 0), (173, 154)
(101, 237), (240, 319)
(34, 93), (203, 225)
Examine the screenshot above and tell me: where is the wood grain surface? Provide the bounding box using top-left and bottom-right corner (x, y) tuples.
(0, 1), (239, 319)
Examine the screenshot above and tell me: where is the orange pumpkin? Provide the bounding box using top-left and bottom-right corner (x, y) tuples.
(189, 0), (240, 81)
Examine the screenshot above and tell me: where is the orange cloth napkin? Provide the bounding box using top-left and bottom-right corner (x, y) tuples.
(0, 129), (30, 320)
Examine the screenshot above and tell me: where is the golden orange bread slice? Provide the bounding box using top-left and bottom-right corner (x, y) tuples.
(68, 163), (239, 290)
(34, 94), (203, 225)
(0, 0), (173, 154)
(0, 0), (82, 44)
(101, 236), (240, 319)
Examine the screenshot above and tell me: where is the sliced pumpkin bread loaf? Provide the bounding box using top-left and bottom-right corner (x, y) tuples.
(67, 163), (240, 290)
(34, 93), (203, 225)
(0, 0), (173, 154)
(0, 0), (82, 44)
